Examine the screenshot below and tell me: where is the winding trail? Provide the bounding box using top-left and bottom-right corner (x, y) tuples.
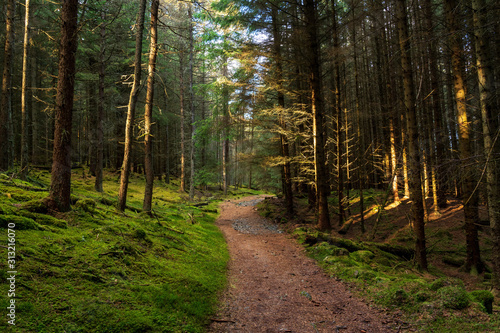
(209, 195), (398, 333)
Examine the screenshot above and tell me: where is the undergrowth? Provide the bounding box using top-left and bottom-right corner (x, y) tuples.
(0, 169), (262, 332)
(257, 196), (500, 333)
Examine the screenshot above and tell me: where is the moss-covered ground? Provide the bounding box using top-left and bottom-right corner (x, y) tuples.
(257, 193), (500, 332)
(0, 169), (262, 332)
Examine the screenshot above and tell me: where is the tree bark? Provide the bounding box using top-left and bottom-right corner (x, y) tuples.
(396, 0), (427, 270)
(444, 0), (483, 274)
(423, 0), (447, 209)
(473, 0), (499, 286)
(49, 0), (79, 212)
(118, 0), (147, 211)
(21, 0), (32, 179)
(0, 0), (15, 170)
(143, 0), (159, 213)
(222, 54), (229, 196)
(271, 4), (294, 215)
(331, 0), (345, 225)
(304, 0), (331, 231)
(179, 52), (186, 193)
(188, 4), (196, 201)
(94, 9), (106, 193)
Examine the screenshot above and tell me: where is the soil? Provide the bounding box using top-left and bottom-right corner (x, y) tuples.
(208, 195), (400, 333)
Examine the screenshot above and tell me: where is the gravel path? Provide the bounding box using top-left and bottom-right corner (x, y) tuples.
(209, 195), (398, 333)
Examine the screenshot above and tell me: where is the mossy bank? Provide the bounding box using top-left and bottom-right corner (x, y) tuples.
(0, 169), (262, 332)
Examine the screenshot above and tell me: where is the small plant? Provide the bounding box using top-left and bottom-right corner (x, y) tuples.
(300, 291), (312, 301)
(438, 286), (470, 310)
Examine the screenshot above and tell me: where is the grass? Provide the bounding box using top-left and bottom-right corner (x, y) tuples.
(0, 168), (263, 332)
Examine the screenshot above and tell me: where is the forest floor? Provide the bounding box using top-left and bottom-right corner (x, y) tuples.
(208, 195), (400, 332)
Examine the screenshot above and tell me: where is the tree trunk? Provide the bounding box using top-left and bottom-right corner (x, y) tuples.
(473, 0), (499, 286)
(222, 56), (229, 196)
(94, 10), (106, 193)
(423, 0), (447, 209)
(352, 9), (365, 233)
(179, 52), (186, 193)
(396, 0), (427, 271)
(188, 4), (196, 201)
(331, 0), (345, 226)
(117, 0), (147, 212)
(0, 0), (15, 170)
(20, 0), (32, 179)
(271, 4), (293, 214)
(305, 0), (331, 231)
(445, 0), (483, 274)
(49, 0), (79, 212)
(143, 0), (159, 214)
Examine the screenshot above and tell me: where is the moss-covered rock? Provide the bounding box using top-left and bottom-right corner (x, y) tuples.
(0, 215), (42, 230)
(18, 210), (68, 229)
(133, 228), (147, 240)
(99, 197), (115, 206)
(378, 287), (410, 307)
(414, 291), (431, 302)
(429, 277), (452, 291)
(350, 250), (375, 263)
(21, 199), (49, 213)
(0, 203), (14, 215)
(438, 286), (470, 310)
(74, 198), (97, 213)
(469, 290), (494, 314)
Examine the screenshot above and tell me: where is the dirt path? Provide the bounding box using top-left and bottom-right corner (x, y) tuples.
(209, 195), (398, 333)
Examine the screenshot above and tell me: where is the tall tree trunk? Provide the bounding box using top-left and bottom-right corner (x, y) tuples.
(473, 0), (499, 286)
(390, 117), (399, 203)
(188, 4), (196, 201)
(0, 0), (15, 170)
(396, 0), (427, 270)
(179, 52), (186, 193)
(49, 0), (79, 212)
(331, 0), (345, 226)
(352, 7), (365, 233)
(222, 56), (229, 195)
(95, 10), (106, 193)
(444, 0), (483, 274)
(143, 0), (159, 213)
(31, 54), (38, 164)
(423, 0), (447, 209)
(118, 0), (147, 212)
(20, 0), (32, 179)
(272, 4), (293, 214)
(305, 0), (331, 231)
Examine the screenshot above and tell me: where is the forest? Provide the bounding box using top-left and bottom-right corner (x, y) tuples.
(0, 0), (499, 331)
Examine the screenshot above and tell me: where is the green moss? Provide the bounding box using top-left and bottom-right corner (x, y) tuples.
(17, 210), (67, 229)
(74, 198), (97, 213)
(350, 250), (375, 263)
(0, 214), (42, 230)
(21, 199), (49, 213)
(414, 291), (431, 302)
(377, 287), (410, 307)
(429, 277), (451, 291)
(438, 286), (470, 310)
(0, 203), (14, 214)
(469, 290), (494, 314)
